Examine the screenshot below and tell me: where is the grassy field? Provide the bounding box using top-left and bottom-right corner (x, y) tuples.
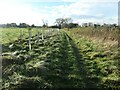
(64, 28), (119, 88)
(1, 27), (120, 89)
(0, 28), (43, 44)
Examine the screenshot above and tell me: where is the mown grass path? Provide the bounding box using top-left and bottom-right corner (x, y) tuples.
(44, 32), (87, 88)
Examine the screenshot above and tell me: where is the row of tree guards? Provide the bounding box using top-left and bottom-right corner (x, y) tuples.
(18, 27), (120, 49)
(18, 28), (60, 51)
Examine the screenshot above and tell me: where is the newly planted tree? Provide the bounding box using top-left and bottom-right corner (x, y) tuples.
(28, 28), (32, 51)
(19, 29), (23, 40)
(36, 28), (40, 42)
(41, 29), (44, 40)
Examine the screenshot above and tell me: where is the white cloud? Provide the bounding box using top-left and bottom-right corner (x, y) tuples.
(50, 0), (118, 24)
(0, 1), (47, 25)
(61, 0), (119, 3)
(0, 0), (118, 25)
(4, 0), (119, 3)
(76, 16), (118, 25)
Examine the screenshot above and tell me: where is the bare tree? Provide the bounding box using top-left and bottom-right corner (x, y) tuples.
(42, 19), (48, 28)
(55, 18), (73, 29)
(55, 18), (64, 29)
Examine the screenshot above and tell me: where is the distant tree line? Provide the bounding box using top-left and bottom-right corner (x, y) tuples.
(0, 18), (118, 29)
(0, 23), (41, 28)
(82, 23), (118, 28)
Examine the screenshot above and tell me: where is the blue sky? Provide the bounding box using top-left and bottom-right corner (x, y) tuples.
(0, 0), (119, 26)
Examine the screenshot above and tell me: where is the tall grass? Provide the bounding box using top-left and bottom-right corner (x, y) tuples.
(67, 27), (118, 48)
(65, 27), (120, 88)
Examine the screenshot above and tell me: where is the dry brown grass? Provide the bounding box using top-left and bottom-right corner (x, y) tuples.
(65, 27), (118, 49)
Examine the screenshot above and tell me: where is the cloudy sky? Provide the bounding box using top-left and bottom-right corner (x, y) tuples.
(0, 0), (119, 26)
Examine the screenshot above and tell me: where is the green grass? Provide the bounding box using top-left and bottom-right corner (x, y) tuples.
(0, 28), (42, 44)
(65, 27), (118, 48)
(64, 29), (120, 88)
(2, 28), (120, 89)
